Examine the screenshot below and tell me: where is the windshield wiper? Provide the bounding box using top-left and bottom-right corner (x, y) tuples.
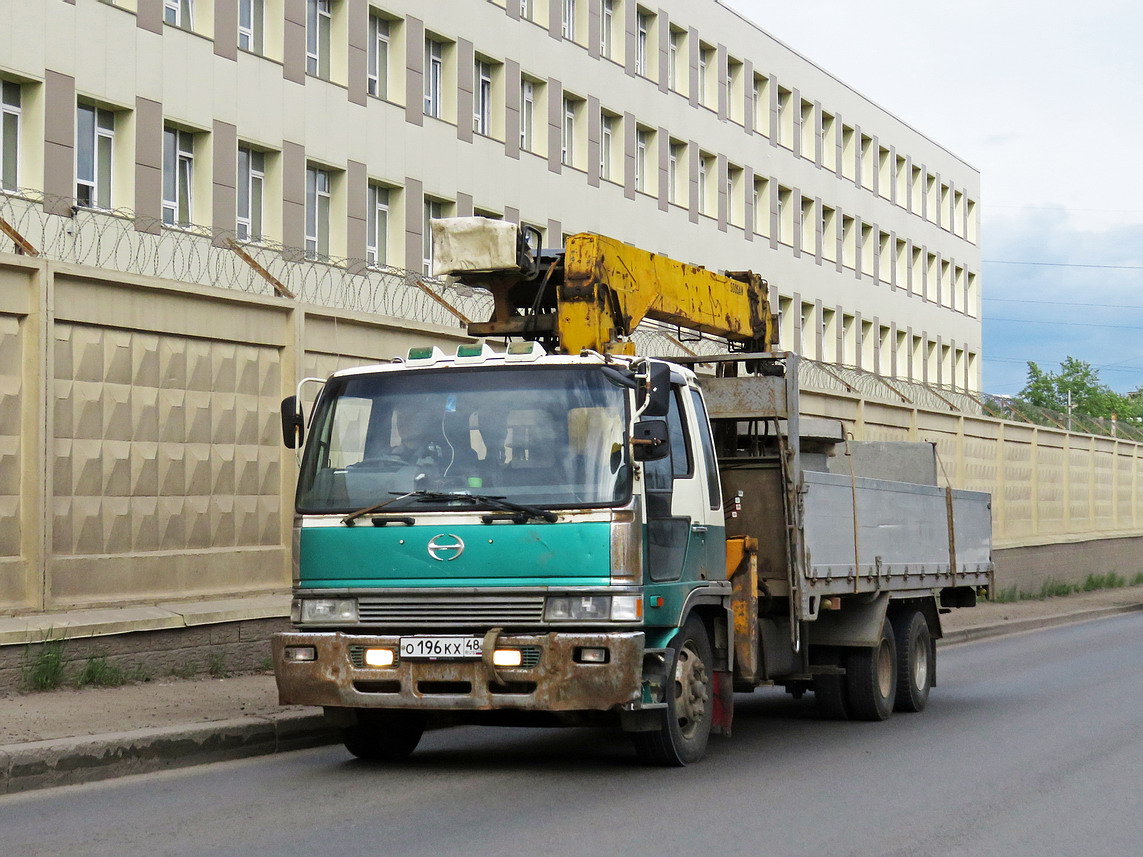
(404, 490), (558, 523)
(341, 491), (421, 526)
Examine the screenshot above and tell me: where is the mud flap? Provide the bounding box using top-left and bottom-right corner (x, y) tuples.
(711, 670), (734, 736)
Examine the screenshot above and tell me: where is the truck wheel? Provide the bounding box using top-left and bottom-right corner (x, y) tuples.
(845, 618), (897, 722)
(632, 616), (714, 766)
(342, 710), (425, 761)
(812, 650), (850, 720)
(892, 610), (933, 713)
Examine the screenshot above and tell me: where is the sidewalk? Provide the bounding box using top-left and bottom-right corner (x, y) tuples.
(2, 586), (1141, 794)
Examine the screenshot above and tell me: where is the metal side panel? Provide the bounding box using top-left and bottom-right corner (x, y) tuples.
(799, 470), (992, 596)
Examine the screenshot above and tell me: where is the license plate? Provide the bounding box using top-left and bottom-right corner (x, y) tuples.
(399, 636), (483, 660)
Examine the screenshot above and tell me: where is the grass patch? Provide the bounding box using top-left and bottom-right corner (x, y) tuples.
(21, 633), (69, 691)
(207, 653), (230, 679)
(988, 570), (1143, 603)
(75, 657), (127, 688)
(259, 656), (273, 673)
(170, 661), (198, 680)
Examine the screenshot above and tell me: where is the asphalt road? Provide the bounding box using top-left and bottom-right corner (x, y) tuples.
(3, 614), (1141, 857)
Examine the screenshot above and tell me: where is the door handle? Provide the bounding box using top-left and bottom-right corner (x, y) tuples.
(691, 525), (708, 534)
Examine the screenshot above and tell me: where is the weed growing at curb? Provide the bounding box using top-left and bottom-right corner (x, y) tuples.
(259, 657), (273, 672)
(170, 661), (198, 679)
(21, 633), (69, 691)
(207, 653), (230, 679)
(989, 571), (1143, 603)
(75, 657), (127, 688)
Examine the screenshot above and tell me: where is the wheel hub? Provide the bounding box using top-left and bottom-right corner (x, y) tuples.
(674, 643), (709, 737)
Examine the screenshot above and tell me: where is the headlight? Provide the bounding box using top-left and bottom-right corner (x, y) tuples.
(298, 598), (358, 624)
(544, 595), (642, 622)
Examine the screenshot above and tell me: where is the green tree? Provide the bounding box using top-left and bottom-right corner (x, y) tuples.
(1020, 357), (1141, 420)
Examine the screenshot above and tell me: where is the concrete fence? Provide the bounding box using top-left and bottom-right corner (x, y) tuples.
(2, 249), (1141, 629)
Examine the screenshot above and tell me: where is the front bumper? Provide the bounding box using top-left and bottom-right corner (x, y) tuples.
(272, 630), (644, 712)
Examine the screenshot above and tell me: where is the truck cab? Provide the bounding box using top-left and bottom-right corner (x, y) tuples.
(274, 344), (729, 764)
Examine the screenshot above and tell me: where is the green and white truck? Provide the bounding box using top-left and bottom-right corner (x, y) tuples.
(272, 221), (993, 765)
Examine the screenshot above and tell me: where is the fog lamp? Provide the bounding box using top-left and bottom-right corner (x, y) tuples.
(577, 647), (609, 664)
(283, 646), (317, 662)
(364, 648), (395, 667)
(492, 649), (523, 668)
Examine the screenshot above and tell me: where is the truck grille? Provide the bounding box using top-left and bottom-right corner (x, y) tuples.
(356, 595), (547, 627)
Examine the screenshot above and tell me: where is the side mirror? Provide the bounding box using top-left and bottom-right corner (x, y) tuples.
(281, 396), (305, 449)
(636, 361), (671, 417)
(632, 419), (670, 461)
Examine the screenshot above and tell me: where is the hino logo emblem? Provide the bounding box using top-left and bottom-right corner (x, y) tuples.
(427, 534), (465, 561)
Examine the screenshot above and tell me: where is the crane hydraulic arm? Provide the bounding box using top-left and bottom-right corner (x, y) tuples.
(431, 218), (775, 356)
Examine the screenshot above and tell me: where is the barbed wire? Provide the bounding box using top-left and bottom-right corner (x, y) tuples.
(3, 188), (1134, 442)
(0, 188), (492, 329)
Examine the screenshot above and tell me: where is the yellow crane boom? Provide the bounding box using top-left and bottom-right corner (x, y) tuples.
(432, 219), (775, 356)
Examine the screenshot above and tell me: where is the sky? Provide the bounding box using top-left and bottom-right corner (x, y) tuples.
(723, 0), (1143, 395)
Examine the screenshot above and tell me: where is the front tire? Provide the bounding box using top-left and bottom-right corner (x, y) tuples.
(342, 710), (426, 761)
(632, 616), (714, 766)
(892, 610), (933, 713)
(845, 618), (897, 722)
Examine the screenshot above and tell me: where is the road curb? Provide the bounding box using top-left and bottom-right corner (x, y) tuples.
(2, 604), (1141, 795)
(939, 602), (1143, 646)
(0, 711), (338, 795)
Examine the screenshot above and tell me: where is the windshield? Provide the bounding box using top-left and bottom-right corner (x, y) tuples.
(296, 365), (631, 513)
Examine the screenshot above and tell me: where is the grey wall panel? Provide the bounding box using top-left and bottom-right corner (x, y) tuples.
(455, 192), (473, 217)
(716, 153), (727, 232)
(347, 0), (368, 106)
(687, 140), (699, 224)
(657, 8), (669, 94)
(657, 124), (669, 212)
(547, 218), (562, 244)
(137, 0), (163, 34)
(404, 176), (423, 272)
(742, 164), (754, 240)
(405, 17), (424, 126)
(588, 0), (601, 60)
(211, 120), (238, 246)
(624, 0), (636, 76)
(742, 59), (754, 134)
(346, 160), (367, 261)
(587, 95), (601, 187)
(281, 141), (306, 252)
(133, 96), (163, 232)
(504, 59), (521, 160)
(547, 77), (562, 174)
(43, 71), (75, 211)
(623, 112), (636, 200)
(283, 0), (306, 84)
(456, 39), (474, 144)
(214, 0), (238, 61)
(716, 44), (727, 121)
(687, 26), (699, 109)
(548, 0), (561, 39)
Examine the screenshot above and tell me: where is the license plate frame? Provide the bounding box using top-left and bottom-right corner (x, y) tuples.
(399, 635), (483, 660)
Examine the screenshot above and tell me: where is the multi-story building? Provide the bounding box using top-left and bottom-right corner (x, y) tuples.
(0, 0), (981, 388)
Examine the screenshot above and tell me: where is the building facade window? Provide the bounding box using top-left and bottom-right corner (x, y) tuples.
(305, 166), (331, 258)
(76, 104), (114, 210)
(162, 126), (194, 226)
(561, 97), (576, 166)
(164, 0), (193, 28)
(635, 11), (650, 76)
(236, 145), (264, 242)
(1, 81), (19, 190)
(668, 27), (685, 93)
(423, 198), (444, 273)
(474, 60), (493, 135)
(366, 183), (390, 266)
(562, 0), (576, 41)
(520, 78), (535, 150)
(520, 0), (533, 21)
(600, 112), (616, 180)
(306, 0), (332, 78)
(635, 128), (649, 192)
(238, 0), (264, 53)
(600, 0), (614, 58)
(424, 39), (443, 118)
(668, 140), (684, 205)
(367, 14), (389, 98)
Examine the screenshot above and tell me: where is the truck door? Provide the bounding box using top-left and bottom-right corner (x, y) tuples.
(643, 384), (701, 582)
(686, 386), (724, 580)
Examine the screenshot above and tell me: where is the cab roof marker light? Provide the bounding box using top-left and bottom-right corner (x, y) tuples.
(407, 346), (446, 364)
(454, 342), (500, 364)
(505, 341), (547, 362)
